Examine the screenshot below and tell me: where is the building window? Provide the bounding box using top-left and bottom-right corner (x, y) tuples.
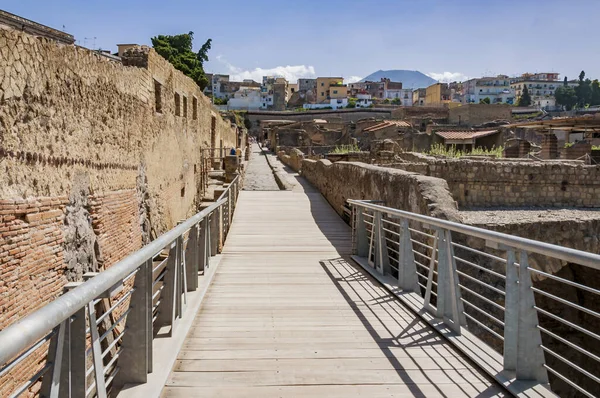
(321, 92), (324, 96)
(321, 82), (324, 86)
(174, 93), (181, 116)
(192, 97), (198, 120)
(333, 90), (338, 94)
(183, 96), (188, 118)
(154, 80), (163, 113)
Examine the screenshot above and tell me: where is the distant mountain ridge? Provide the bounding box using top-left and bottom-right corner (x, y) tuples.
(360, 70), (437, 89)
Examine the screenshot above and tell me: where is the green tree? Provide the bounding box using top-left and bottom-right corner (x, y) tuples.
(346, 98), (356, 108)
(151, 32), (212, 90)
(591, 79), (600, 105)
(554, 86), (578, 110)
(479, 97), (490, 104)
(392, 97), (401, 105)
(518, 85), (532, 106)
(563, 76), (568, 86)
(575, 71), (592, 107)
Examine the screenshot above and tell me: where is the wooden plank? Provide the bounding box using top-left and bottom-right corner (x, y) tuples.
(160, 181), (504, 397)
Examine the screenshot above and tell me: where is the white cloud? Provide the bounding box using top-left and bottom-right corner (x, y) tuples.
(426, 72), (470, 83)
(345, 75), (363, 84)
(216, 55), (316, 83)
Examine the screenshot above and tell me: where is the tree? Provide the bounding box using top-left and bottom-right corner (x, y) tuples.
(479, 97), (490, 104)
(592, 79), (600, 106)
(151, 32), (212, 90)
(392, 97), (401, 105)
(575, 71), (592, 107)
(518, 85), (532, 106)
(563, 76), (568, 87)
(554, 86), (578, 110)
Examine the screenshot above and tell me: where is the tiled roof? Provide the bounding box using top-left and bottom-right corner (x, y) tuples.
(435, 130), (499, 140)
(363, 120), (411, 132)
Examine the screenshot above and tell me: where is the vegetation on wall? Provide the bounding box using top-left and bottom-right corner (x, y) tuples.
(331, 144), (361, 154)
(426, 143), (504, 158)
(151, 32), (212, 90)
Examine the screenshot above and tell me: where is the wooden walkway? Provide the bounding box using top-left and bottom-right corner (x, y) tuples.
(161, 181), (506, 397)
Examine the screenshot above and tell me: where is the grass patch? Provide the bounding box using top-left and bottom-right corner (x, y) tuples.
(331, 144), (361, 154)
(426, 143), (504, 158)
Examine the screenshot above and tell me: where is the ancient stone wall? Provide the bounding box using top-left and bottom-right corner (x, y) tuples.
(0, 29), (237, 394)
(391, 154), (600, 208)
(301, 159), (461, 221)
(448, 104), (512, 126)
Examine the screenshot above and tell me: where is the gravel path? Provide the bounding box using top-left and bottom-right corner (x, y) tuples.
(242, 144), (280, 191)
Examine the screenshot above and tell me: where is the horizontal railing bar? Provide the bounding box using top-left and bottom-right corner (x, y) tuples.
(459, 284), (505, 311)
(0, 330), (55, 378)
(456, 270), (505, 296)
(543, 364), (595, 398)
(101, 329), (126, 359)
(152, 257), (168, 273)
(99, 308), (131, 343)
(95, 288), (136, 326)
(452, 242), (507, 263)
(528, 267), (600, 296)
(0, 196), (227, 365)
(152, 270), (167, 287)
(384, 237), (400, 247)
(463, 312), (504, 341)
(532, 287), (600, 319)
(541, 345), (600, 384)
(105, 365), (120, 388)
(103, 349), (122, 376)
(349, 200), (600, 270)
(418, 282), (436, 295)
(537, 325), (600, 364)
(381, 226), (400, 236)
(460, 298), (505, 327)
(454, 256), (506, 280)
(408, 228), (435, 239)
(410, 239), (434, 251)
(9, 362), (52, 398)
(381, 219), (401, 228)
(535, 306), (600, 341)
(152, 285), (165, 301)
(122, 268), (139, 284)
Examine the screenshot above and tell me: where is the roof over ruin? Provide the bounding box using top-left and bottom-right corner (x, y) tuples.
(435, 130), (499, 143)
(363, 120), (411, 132)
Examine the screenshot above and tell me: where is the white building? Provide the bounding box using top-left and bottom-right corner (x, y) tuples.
(356, 93), (372, 108)
(462, 76), (515, 105)
(227, 87), (262, 110)
(303, 98), (348, 110)
(384, 88), (413, 106)
(510, 73), (576, 109)
(211, 74), (230, 99)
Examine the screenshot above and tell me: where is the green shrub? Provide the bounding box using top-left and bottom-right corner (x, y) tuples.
(426, 143), (504, 158)
(331, 144), (361, 154)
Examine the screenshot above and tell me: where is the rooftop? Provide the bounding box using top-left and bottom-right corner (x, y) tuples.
(435, 130), (499, 140)
(363, 120), (411, 132)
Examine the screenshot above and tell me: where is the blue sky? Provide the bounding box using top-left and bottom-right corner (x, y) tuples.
(2, 0), (598, 83)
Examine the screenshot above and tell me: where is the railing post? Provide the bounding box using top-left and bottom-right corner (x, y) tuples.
(176, 236), (185, 317)
(398, 219), (419, 292)
(210, 211), (218, 256)
(115, 260), (151, 388)
(515, 251), (548, 383)
(198, 218), (209, 272)
(374, 212), (390, 275)
(503, 248), (518, 371)
(217, 206), (224, 253)
(353, 206), (369, 257)
(66, 306), (87, 397)
(186, 225), (199, 291)
(434, 228), (466, 334)
(87, 302), (107, 398)
(156, 241), (177, 335)
(39, 320), (67, 398)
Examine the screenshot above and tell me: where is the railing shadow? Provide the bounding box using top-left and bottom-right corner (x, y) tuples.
(320, 257), (505, 398)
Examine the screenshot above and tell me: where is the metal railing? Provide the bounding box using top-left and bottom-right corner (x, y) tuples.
(348, 199), (600, 398)
(0, 176), (241, 398)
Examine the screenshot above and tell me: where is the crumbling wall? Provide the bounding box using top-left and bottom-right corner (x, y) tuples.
(301, 159), (460, 221)
(0, 28), (237, 394)
(391, 154), (600, 208)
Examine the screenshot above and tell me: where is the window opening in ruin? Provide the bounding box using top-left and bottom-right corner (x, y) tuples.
(181, 186), (185, 197)
(194, 164), (197, 174)
(154, 80), (162, 113)
(192, 97), (198, 120)
(175, 93), (181, 116)
(183, 96), (188, 118)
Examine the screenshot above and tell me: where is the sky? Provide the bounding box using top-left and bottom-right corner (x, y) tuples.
(2, 0), (598, 83)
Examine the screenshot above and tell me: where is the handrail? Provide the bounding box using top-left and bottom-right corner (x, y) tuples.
(348, 199), (600, 397)
(347, 199), (600, 270)
(0, 197), (225, 367)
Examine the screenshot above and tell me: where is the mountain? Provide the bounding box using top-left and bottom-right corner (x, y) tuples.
(360, 70), (437, 89)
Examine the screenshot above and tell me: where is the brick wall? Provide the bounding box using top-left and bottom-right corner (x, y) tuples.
(0, 197), (68, 397)
(391, 154), (600, 208)
(90, 190), (143, 270)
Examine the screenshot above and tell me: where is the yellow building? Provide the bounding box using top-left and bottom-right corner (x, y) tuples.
(316, 77), (347, 104)
(425, 83), (451, 107)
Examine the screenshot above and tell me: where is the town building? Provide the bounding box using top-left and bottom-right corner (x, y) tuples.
(227, 86), (262, 110)
(0, 9), (74, 44)
(348, 82), (369, 97)
(298, 78), (317, 93)
(355, 93), (373, 108)
(425, 83), (451, 106)
(413, 88), (426, 106)
(316, 77), (347, 104)
(208, 74), (230, 99)
(462, 76), (515, 105)
(509, 73), (575, 109)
